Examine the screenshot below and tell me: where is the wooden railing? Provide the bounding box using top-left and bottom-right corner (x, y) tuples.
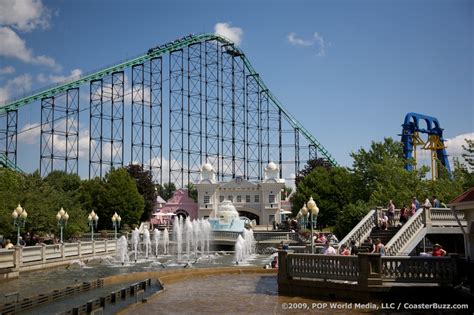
(338, 209), (376, 249)
(382, 256), (456, 284)
(287, 253), (359, 281)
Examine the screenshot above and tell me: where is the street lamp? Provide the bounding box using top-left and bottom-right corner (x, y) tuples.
(301, 204), (308, 229)
(56, 207), (69, 243)
(111, 212), (121, 239)
(11, 204), (27, 246)
(88, 210), (99, 241)
(307, 196), (320, 254)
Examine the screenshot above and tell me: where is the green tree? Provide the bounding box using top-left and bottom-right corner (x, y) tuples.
(98, 168), (145, 230)
(186, 183), (198, 202)
(157, 182), (176, 201)
(295, 157), (333, 185)
(333, 200), (369, 239)
(291, 167), (356, 227)
(126, 164), (157, 221)
(351, 137), (405, 201)
(461, 138), (474, 170)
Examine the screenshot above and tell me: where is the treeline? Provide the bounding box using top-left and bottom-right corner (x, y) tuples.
(0, 165), (175, 240)
(291, 137), (474, 238)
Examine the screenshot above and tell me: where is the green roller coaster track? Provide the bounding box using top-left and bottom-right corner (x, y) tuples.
(0, 153), (24, 174)
(0, 33), (339, 167)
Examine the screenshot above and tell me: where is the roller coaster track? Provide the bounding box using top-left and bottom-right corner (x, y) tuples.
(0, 153), (24, 174)
(0, 33), (338, 167)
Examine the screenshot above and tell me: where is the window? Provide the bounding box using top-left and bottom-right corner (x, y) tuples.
(246, 195), (251, 202)
(237, 195), (242, 203)
(204, 195), (210, 204)
(219, 195), (224, 202)
(228, 195), (233, 202)
(269, 194), (275, 203)
(254, 195), (260, 203)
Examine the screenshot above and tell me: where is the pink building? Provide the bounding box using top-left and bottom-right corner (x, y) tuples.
(150, 189), (198, 225)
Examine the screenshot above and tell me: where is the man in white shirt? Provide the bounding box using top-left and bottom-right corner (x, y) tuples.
(323, 241), (337, 255)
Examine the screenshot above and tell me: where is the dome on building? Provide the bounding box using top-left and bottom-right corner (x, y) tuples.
(267, 161), (278, 171)
(202, 163), (214, 172)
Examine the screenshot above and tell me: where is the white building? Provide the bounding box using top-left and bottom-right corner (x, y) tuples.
(196, 162), (285, 225)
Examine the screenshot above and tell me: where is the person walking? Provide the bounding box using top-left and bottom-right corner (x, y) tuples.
(350, 240), (359, 255)
(374, 238), (385, 256)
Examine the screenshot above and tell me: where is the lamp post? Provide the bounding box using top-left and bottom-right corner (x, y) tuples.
(88, 210), (99, 241)
(11, 204), (27, 246)
(307, 196), (320, 254)
(56, 207), (69, 243)
(111, 212), (121, 239)
(301, 204), (308, 229)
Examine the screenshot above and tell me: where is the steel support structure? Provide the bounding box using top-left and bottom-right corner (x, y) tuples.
(40, 88), (79, 176)
(260, 89), (270, 178)
(0, 110), (18, 165)
(204, 40), (220, 176)
(246, 74), (260, 180)
(309, 144), (317, 161)
(149, 58), (163, 184)
(131, 59), (163, 183)
(186, 43), (203, 185)
(233, 52), (246, 178)
(220, 44), (235, 181)
(89, 72), (124, 179)
(295, 128), (300, 179)
(169, 49), (185, 187)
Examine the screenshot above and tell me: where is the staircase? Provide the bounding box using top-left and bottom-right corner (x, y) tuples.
(360, 226), (399, 252)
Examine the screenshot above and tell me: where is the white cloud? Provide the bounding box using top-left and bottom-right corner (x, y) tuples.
(0, 66), (15, 75)
(0, 27), (61, 70)
(411, 132), (474, 173)
(287, 32), (313, 46)
(17, 122), (40, 145)
(446, 132), (474, 166)
(0, 73), (32, 103)
(0, 0), (52, 32)
(37, 68), (82, 84)
(287, 31), (329, 56)
(214, 22), (243, 45)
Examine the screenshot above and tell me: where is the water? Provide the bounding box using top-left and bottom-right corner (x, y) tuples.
(235, 229), (256, 263)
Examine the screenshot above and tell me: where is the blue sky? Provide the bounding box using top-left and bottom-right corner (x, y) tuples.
(0, 0), (472, 175)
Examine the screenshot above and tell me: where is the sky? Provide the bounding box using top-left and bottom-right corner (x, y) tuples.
(0, 0), (472, 177)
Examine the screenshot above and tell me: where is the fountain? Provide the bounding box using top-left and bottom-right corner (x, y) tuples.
(116, 235), (129, 265)
(208, 200), (250, 232)
(143, 228), (151, 259)
(163, 228), (169, 255)
(131, 228), (140, 262)
(153, 228), (160, 256)
(235, 228), (256, 263)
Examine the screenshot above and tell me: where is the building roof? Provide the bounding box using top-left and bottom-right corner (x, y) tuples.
(450, 187), (474, 204)
(156, 195), (167, 204)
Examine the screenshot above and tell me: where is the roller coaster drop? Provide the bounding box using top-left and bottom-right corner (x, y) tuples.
(0, 33), (338, 186)
(401, 112), (451, 179)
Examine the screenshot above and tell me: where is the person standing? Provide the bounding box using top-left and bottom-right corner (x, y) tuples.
(367, 237), (376, 253)
(413, 197), (420, 210)
(374, 238), (386, 256)
(432, 196), (440, 208)
(350, 240), (359, 255)
(387, 200), (395, 227)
